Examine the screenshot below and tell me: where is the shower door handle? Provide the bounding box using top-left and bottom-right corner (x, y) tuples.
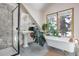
(16, 27), (18, 30)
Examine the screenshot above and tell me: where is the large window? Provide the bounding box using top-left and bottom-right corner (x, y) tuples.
(47, 8), (74, 37)
(47, 13), (59, 36)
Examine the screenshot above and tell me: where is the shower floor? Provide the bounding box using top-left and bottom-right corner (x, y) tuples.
(0, 47), (17, 56)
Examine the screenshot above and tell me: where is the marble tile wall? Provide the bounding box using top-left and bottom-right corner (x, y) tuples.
(0, 4), (13, 49)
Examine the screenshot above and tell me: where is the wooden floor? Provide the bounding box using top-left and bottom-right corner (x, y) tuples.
(45, 47), (65, 56)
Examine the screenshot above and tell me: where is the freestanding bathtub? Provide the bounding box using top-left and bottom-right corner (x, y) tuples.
(44, 35), (75, 53)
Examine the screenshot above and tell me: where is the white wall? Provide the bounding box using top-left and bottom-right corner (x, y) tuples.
(20, 4), (41, 45)
(43, 3), (79, 38)
(22, 3), (43, 29)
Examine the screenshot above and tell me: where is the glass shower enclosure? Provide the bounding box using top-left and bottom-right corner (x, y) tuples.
(0, 3), (20, 56)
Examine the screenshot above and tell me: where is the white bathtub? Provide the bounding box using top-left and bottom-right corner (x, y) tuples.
(44, 35), (75, 53)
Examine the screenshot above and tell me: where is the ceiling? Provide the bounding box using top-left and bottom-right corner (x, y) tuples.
(25, 3), (52, 11)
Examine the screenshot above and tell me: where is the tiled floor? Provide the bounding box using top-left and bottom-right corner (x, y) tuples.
(0, 47), (17, 56)
(20, 43), (65, 56)
(20, 43), (48, 56)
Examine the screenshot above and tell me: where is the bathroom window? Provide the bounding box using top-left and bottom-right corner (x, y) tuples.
(47, 8), (74, 37)
(47, 13), (59, 36)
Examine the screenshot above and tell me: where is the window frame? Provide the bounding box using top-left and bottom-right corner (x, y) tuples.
(46, 8), (74, 38)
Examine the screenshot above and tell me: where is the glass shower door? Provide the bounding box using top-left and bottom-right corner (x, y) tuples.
(12, 4), (19, 52)
(0, 3), (19, 56)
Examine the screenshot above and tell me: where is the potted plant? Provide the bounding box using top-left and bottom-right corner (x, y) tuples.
(42, 23), (48, 33)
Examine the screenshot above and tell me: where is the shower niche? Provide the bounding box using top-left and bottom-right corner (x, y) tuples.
(0, 3), (20, 56)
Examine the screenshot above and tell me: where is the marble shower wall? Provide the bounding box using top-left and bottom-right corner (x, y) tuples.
(0, 4), (13, 49)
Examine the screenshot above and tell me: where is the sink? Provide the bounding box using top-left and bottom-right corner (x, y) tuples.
(21, 30), (34, 48)
(21, 31), (33, 34)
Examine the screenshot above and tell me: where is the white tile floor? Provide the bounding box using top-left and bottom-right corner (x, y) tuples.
(0, 47), (17, 56)
(20, 43), (48, 56)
